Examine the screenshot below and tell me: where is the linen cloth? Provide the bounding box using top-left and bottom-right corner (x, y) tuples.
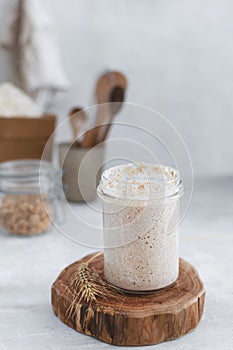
(1, 0), (69, 109)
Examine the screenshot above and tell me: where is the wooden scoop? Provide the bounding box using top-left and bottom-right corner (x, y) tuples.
(98, 85), (125, 143)
(81, 71), (127, 147)
(69, 107), (87, 146)
(95, 71), (127, 104)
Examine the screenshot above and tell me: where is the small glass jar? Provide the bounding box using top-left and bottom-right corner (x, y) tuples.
(0, 160), (64, 236)
(98, 162), (184, 292)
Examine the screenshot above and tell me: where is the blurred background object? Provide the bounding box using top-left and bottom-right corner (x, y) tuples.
(81, 71), (127, 147)
(69, 107), (87, 147)
(1, 0), (231, 178)
(0, 114), (56, 161)
(0, 82), (42, 117)
(58, 141), (105, 202)
(1, 0), (69, 110)
(0, 81), (56, 162)
(58, 70), (127, 202)
(0, 159), (64, 235)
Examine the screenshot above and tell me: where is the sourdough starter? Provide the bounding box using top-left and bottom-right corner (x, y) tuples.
(98, 163), (183, 292)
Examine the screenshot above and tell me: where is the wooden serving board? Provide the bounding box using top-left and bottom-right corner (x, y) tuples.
(51, 253), (205, 346)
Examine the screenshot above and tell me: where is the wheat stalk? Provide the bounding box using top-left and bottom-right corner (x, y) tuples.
(66, 252), (122, 320)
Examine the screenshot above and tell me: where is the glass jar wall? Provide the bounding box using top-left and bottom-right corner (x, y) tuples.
(0, 160), (63, 236)
(98, 162), (184, 292)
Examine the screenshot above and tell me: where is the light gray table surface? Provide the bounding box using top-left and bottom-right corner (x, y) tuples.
(0, 177), (233, 350)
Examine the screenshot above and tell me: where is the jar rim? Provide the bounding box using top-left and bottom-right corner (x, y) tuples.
(0, 160), (62, 194)
(98, 162), (184, 202)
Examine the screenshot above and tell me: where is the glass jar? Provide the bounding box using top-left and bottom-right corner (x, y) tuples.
(0, 160), (64, 236)
(98, 162), (184, 292)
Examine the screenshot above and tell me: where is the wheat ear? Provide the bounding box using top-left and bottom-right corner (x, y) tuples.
(66, 252), (122, 320)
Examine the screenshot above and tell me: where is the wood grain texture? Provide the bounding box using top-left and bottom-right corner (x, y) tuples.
(0, 114), (56, 161)
(51, 252), (205, 346)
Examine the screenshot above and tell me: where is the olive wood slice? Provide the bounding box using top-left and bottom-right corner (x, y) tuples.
(51, 252), (205, 346)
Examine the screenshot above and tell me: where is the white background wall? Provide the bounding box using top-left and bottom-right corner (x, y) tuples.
(0, 0), (233, 177)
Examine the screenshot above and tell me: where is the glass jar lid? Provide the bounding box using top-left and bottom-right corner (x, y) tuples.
(0, 159), (61, 194)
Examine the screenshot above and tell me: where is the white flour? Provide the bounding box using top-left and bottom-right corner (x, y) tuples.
(0, 82), (42, 117)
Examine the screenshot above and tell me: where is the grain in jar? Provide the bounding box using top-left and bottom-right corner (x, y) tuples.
(0, 160), (64, 236)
